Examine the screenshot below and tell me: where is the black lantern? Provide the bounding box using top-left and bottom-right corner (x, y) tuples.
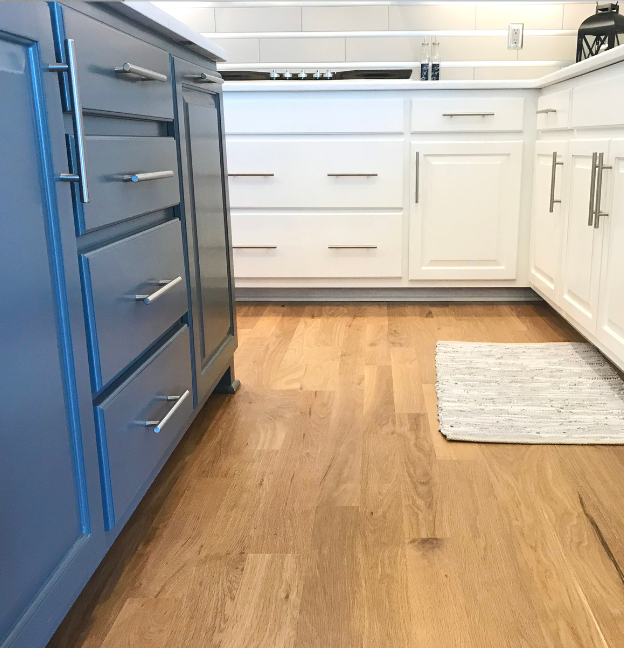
(576, 2), (624, 62)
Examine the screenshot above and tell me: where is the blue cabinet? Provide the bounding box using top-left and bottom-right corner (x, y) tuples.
(0, 5), (102, 648)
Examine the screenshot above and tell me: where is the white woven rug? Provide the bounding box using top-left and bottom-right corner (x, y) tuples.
(435, 342), (624, 444)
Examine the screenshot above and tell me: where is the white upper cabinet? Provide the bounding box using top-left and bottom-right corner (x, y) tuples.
(408, 140), (523, 280)
(227, 138), (404, 209)
(559, 139), (609, 334)
(529, 140), (568, 302)
(597, 139), (624, 359)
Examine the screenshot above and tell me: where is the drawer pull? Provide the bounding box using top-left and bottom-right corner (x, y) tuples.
(537, 108), (557, 114)
(233, 245), (277, 249)
(228, 173), (274, 177)
(123, 170), (174, 183)
(144, 390), (190, 433)
(114, 63), (167, 83)
(327, 173), (378, 177)
(186, 72), (224, 85)
(442, 112), (495, 117)
(328, 245), (377, 249)
(135, 276), (183, 304)
(549, 151), (564, 213)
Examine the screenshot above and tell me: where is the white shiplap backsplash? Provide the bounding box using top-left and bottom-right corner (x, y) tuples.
(154, 1), (595, 80)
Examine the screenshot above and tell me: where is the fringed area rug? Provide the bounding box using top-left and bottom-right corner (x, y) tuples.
(435, 342), (624, 444)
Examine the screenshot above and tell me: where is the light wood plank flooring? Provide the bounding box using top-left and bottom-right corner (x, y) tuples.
(48, 303), (624, 648)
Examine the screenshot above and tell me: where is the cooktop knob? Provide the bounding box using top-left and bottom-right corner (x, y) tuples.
(324, 69), (334, 79)
(313, 70), (322, 79)
(270, 69), (279, 80)
(283, 70), (292, 79)
(298, 70), (307, 79)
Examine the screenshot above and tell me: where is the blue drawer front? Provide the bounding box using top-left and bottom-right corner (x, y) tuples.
(81, 220), (188, 390)
(95, 326), (193, 530)
(76, 136), (180, 233)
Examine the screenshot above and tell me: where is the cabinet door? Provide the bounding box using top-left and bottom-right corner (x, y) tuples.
(529, 141), (568, 301)
(409, 141), (523, 280)
(597, 139), (624, 360)
(0, 5), (100, 648)
(560, 139), (609, 333)
(177, 75), (236, 403)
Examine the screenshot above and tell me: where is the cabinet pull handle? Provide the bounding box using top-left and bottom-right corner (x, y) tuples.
(588, 152), (598, 227)
(537, 108), (557, 114)
(144, 390), (190, 433)
(228, 173), (274, 177)
(48, 40), (90, 203)
(123, 170), (174, 183)
(415, 151), (420, 203)
(594, 152), (612, 229)
(186, 72), (224, 85)
(135, 277), (183, 304)
(327, 173), (378, 177)
(233, 245), (277, 249)
(328, 245), (377, 249)
(114, 63), (167, 82)
(549, 151), (563, 213)
(442, 112), (495, 117)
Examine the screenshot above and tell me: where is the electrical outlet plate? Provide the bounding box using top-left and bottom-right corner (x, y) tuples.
(508, 23), (524, 49)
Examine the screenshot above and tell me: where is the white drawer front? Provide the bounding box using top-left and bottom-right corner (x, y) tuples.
(224, 97), (404, 134)
(227, 139), (404, 209)
(231, 213), (403, 278)
(571, 73), (624, 128)
(536, 89), (570, 130)
(411, 97), (524, 132)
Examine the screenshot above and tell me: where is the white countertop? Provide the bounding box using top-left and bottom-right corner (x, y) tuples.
(110, 2), (227, 62)
(223, 44), (624, 92)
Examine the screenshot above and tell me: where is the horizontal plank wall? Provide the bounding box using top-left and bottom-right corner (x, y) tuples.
(154, 1), (595, 80)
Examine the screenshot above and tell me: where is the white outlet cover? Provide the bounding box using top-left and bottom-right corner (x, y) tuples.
(508, 23), (524, 50)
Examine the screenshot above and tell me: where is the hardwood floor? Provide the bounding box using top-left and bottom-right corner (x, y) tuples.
(48, 303), (624, 648)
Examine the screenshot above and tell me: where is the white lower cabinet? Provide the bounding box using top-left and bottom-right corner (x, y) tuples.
(529, 140), (567, 302)
(559, 139), (609, 334)
(408, 140), (523, 280)
(231, 212), (403, 278)
(597, 139), (624, 359)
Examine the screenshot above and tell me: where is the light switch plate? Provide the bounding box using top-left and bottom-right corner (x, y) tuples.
(508, 23), (524, 49)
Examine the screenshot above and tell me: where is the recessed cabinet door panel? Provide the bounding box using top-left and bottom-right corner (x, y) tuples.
(408, 141), (523, 280)
(183, 89), (233, 392)
(597, 139), (624, 359)
(560, 139), (609, 333)
(529, 140), (568, 302)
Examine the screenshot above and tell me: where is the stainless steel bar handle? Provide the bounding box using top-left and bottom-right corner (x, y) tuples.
(144, 390), (190, 433)
(123, 170), (174, 183)
(327, 173), (378, 177)
(233, 245), (277, 249)
(594, 152), (612, 229)
(442, 112), (495, 117)
(328, 245), (377, 249)
(588, 152), (598, 227)
(114, 63), (167, 82)
(135, 276), (183, 304)
(415, 151), (420, 204)
(228, 173), (274, 177)
(186, 72), (224, 85)
(549, 151), (563, 213)
(537, 108), (557, 114)
(56, 40), (90, 203)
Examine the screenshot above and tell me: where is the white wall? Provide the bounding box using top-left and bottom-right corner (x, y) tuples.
(155, 1), (596, 80)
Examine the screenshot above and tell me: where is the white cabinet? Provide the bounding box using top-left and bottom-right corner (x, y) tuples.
(408, 141), (523, 280)
(597, 139), (624, 359)
(529, 140), (567, 302)
(559, 139), (609, 333)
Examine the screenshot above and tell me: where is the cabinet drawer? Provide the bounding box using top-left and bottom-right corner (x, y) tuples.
(227, 139), (404, 209)
(411, 97), (524, 132)
(571, 72), (624, 128)
(81, 220), (188, 390)
(63, 7), (174, 119)
(78, 136), (180, 233)
(95, 326), (193, 530)
(536, 89), (570, 130)
(231, 213), (402, 278)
